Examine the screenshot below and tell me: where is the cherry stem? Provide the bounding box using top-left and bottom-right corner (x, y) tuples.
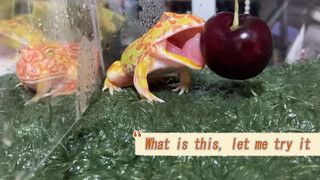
(231, 0), (239, 30)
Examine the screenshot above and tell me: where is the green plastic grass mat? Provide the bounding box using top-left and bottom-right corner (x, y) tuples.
(0, 75), (77, 179)
(1, 60), (320, 179)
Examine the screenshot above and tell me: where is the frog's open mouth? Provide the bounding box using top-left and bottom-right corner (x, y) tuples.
(162, 27), (205, 69)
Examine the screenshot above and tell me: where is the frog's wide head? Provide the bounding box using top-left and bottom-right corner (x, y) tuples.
(149, 12), (206, 69)
(16, 43), (78, 82)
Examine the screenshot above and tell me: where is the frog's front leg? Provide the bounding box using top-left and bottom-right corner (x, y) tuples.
(134, 57), (164, 103)
(103, 61), (133, 94)
(25, 80), (51, 105)
(171, 67), (191, 95)
(44, 79), (77, 97)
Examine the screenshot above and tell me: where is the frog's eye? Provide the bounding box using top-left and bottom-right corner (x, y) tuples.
(45, 48), (55, 57)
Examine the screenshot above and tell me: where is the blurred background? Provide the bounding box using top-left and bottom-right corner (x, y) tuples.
(1, 0), (319, 76)
(102, 0), (320, 67)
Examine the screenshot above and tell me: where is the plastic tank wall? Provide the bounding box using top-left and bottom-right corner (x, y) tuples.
(0, 0), (103, 178)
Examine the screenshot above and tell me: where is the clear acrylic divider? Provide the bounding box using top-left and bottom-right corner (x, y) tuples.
(0, 0), (103, 178)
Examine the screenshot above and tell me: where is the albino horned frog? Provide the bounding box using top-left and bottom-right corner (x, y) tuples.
(103, 12), (206, 102)
(16, 43), (79, 103)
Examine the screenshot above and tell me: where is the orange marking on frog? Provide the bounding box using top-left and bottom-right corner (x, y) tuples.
(169, 19), (177, 24)
(137, 54), (144, 63)
(155, 23), (162, 28)
(136, 42), (143, 51)
(171, 13), (185, 19)
(144, 43), (150, 50)
(129, 55), (133, 61)
(109, 63), (117, 71)
(187, 14), (204, 24)
(137, 52), (147, 63)
(140, 33), (150, 43)
(172, 25), (182, 31)
(16, 43), (79, 99)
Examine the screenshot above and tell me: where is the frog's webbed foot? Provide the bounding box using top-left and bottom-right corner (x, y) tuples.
(170, 67), (191, 96)
(170, 83), (190, 95)
(103, 61), (133, 95)
(15, 83), (22, 89)
(24, 81), (51, 105)
(102, 78), (122, 95)
(24, 96), (41, 105)
(140, 92), (164, 103)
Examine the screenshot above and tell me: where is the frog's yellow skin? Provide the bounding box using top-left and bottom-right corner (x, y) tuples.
(103, 12), (206, 102)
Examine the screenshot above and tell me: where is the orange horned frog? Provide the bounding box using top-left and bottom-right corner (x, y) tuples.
(0, 17), (79, 104)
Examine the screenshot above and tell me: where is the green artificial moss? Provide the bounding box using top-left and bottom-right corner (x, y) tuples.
(1, 60), (320, 179)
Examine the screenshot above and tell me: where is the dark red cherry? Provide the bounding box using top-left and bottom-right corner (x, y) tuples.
(200, 1), (273, 80)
